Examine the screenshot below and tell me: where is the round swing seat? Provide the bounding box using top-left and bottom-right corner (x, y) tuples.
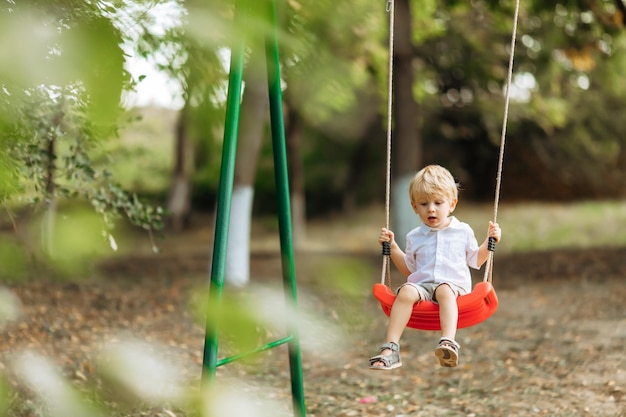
(372, 281), (498, 331)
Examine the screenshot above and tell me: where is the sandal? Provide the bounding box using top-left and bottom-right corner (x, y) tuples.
(434, 337), (460, 367)
(369, 342), (402, 370)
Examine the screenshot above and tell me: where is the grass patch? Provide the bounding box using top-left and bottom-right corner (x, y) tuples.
(463, 200), (626, 253)
(310, 200), (626, 255)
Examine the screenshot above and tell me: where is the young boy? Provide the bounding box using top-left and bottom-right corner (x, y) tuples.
(369, 165), (501, 369)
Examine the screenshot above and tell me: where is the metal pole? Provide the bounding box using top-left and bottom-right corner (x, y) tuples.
(201, 0), (246, 382)
(265, 1), (307, 415)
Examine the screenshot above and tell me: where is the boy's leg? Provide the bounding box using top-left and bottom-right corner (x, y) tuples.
(385, 284), (422, 343)
(435, 284), (458, 339)
(434, 284), (461, 367)
(370, 284), (421, 368)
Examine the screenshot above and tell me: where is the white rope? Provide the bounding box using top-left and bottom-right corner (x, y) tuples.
(483, 0), (521, 283)
(381, 0), (395, 285)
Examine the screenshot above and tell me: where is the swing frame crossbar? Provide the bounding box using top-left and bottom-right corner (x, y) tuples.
(201, 1), (306, 416)
(215, 336), (294, 367)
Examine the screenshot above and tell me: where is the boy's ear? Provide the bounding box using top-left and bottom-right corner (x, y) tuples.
(449, 198), (458, 213)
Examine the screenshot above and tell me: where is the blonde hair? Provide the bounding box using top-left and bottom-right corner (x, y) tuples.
(409, 165), (459, 205)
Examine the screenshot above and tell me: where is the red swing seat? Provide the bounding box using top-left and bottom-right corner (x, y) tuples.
(372, 281), (498, 331)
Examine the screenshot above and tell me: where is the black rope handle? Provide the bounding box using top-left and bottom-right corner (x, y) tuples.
(382, 241), (391, 256)
(381, 241), (392, 286)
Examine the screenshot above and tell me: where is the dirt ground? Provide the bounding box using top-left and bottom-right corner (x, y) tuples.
(1, 231), (625, 416)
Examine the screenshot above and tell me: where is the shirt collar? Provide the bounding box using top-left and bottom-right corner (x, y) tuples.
(416, 216), (460, 235)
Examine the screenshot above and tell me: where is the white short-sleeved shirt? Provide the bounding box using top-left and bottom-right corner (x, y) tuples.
(404, 216), (480, 294)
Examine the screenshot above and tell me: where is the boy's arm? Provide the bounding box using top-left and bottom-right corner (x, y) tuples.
(476, 239), (491, 267)
(388, 241), (411, 277)
(380, 228), (412, 277)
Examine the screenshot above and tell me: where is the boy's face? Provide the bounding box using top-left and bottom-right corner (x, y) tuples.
(411, 194), (457, 229)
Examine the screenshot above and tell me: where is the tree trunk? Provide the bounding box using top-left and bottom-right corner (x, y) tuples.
(42, 107), (63, 255)
(286, 106), (306, 248)
(167, 103), (193, 231)
(342, 115), (383, 213)
(42, 132), (56, 253)
(391, 0), (421, 249)
(224, 42), (268, 286)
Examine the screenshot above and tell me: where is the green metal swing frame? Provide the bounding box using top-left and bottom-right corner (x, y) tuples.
(201, 1), (307, 416)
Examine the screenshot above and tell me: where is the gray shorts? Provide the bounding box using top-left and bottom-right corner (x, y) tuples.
(397, 281), (468, 304)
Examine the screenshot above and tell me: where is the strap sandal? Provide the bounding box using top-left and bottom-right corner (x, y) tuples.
(434, 337), (460, 368)
(369, 341), (402, 370)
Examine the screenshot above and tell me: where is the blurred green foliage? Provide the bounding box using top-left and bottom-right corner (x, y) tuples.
(0, 1), (164, 270)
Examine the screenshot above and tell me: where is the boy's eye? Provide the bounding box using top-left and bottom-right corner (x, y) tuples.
(418, 200), (446, 206)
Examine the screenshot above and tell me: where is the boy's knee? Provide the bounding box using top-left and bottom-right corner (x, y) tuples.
(397, 285), (420, 303)
(435, 284), (455, 301)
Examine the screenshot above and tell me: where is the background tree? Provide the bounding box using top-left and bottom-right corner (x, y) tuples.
(0, 1), (164, 269)
(391, 0), (422, 247)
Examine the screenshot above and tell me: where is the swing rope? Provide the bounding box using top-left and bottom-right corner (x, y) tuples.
(381, 0), (395, 286)
(380, 0), (521, 287)
(483, 0), (521, 284)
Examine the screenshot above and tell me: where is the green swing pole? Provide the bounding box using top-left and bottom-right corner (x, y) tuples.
(201, 0), (245, 381)
(265, 0), (307, 416)
(202, 1), (307, 415)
